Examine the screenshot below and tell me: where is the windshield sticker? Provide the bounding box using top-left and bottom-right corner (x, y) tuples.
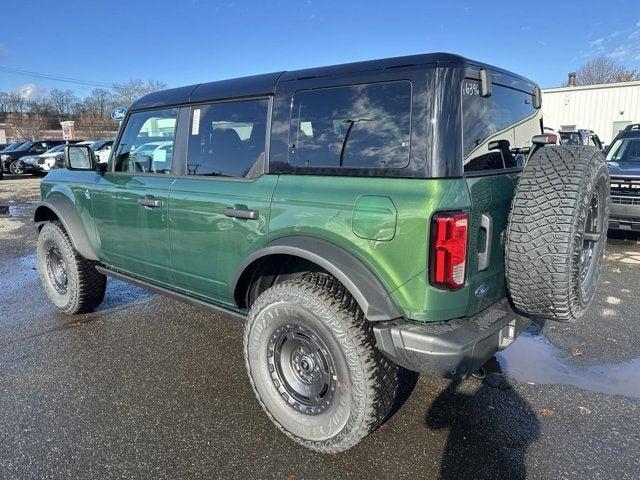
(463, 80), (480, 96)
(192, 108), (201, 135)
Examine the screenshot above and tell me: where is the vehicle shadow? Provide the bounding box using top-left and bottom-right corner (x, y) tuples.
(423, 371), (540, 480)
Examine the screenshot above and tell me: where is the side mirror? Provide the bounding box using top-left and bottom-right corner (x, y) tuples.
(64, 145), (96, 171)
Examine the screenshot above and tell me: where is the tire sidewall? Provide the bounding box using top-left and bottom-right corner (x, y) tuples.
(37, 223), (81, 312)
(245, 286), (369, 448)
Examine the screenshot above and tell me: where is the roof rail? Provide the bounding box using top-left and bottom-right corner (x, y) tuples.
(623, 123), (640, 131)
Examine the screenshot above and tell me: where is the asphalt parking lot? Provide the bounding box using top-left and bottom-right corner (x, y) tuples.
(1, 176), (639, 480)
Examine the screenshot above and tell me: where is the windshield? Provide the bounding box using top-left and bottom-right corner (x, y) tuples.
(606, 138), (640, 163)
(1, 141), (25, 152)
(15, 141), (34, 151)
(560, 132), (583, 145)
(45, 145), (65, 154)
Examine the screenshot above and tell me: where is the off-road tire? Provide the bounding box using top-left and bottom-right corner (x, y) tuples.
(37, 222), (106, 314)
(243, 273), (399, 453)
(9, 160), (24, 175)
(506, 145), (609, 322)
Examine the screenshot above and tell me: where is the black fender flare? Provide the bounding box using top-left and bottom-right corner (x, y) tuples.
(33, 199), (99, 261)
(231, 236), (403, 322)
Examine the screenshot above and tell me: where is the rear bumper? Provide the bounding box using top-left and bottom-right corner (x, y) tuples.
(609, 199), (640, 231)
(373, 299), (530, 379)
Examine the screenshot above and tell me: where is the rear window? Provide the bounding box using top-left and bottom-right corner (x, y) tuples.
(560, 132), (583, 145)
(289, 81), (412, 169)
(462, 80), (537, 172)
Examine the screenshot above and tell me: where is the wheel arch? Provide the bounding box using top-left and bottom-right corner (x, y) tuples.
(232, 236), (403, 322)
(34, 199), (98, 261)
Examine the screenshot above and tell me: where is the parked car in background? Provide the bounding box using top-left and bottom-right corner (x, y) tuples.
(543, 127), (562, 144)
(90, 140), (114, 163)
(606, 123), (640, 231)
(1, 141), (28, 153)
(20, 144), (67, 175)
(560, 129), (603, 150)
(1, 140), (67, 174)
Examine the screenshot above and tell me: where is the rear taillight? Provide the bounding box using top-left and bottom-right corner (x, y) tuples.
(430, 212), (468, 290)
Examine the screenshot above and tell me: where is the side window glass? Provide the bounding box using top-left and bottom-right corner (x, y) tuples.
(462, 80), (538, 173)
(289, 81), (412, 169)
(187, 99), (268, 178)
(113, 108), (177, 173)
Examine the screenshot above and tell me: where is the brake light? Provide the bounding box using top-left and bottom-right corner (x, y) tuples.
(430, 212), (468, 289)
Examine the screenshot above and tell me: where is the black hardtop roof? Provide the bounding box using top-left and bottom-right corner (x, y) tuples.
(130, 52), (536, 111)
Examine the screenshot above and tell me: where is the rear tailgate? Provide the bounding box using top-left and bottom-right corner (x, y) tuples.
(464, 173), (518, 316)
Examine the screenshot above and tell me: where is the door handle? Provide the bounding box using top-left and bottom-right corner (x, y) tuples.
(478, 213), (492, 271)
(137, 197), (162, 208)
(224, 207), (259, 220)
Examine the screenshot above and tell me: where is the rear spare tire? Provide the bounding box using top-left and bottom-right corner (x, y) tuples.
(506, 145), (609, 322)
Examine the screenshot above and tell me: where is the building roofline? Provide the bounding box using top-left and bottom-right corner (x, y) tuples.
(542, 80), (640, 93)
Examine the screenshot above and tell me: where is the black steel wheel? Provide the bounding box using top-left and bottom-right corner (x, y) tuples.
(579, 183), (605, 298)
(37, 222), (106, 314)
(45, 244), (68, 294)
(244, 273), (398, 453)
(268, 323), (336, 415)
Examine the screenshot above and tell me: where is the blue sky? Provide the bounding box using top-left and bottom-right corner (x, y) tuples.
(1, 0), (639, 99)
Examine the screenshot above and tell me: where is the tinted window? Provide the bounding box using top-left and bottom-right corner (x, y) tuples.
(113, 108), (177, 173)
(187, 99), (268, 177)
(560, 132), (583, 145)
(289, 81), (411, 169)
(463, 81), (537, 172)
(606, 138), (640, 163)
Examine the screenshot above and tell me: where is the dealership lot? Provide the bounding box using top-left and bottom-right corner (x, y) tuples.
(1, 177), (639, 480)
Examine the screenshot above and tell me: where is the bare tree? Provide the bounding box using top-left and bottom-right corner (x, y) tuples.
(112, 79), (166, 107)
(574, 57), (640, 85)
(0, 78), (165, 139)
(82, 88), (115, 117)
(46, 88), (80, 118)
(12, 101), (51, 140)
(0, 91), (27, 114)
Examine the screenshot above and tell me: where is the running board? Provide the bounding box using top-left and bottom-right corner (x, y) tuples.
(95, 266), (247, 322)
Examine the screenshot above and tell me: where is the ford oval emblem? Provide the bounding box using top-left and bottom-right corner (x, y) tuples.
(475, 284), (489, 298)
(111, 107), (128, 121)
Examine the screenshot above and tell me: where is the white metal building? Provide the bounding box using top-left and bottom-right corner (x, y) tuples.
(541, 80), (640, 145)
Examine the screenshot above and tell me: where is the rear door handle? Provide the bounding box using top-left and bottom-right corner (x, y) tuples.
(224, 207), (259, 220)
(137, 197), (162, 208)
(478, 213), (492, 271)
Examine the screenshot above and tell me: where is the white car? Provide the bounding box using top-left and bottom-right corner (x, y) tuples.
(129, 141), (174, 172)
(21, 145), (66, 174)
(90, 140), (114, 163)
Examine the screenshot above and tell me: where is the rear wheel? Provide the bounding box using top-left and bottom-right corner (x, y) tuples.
(506, 145), (609, 322)
(244, 273), (398, 453)
(37, 222), (107, 314)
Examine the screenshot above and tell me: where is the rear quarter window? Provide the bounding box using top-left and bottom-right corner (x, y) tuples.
(462, 80), (538, 173)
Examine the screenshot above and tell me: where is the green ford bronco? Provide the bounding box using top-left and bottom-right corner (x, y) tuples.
(34, 53), (610, 453)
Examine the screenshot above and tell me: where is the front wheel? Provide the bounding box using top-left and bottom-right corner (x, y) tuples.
(37, 222), (107, 314)
(243, 273), (399, 453)
(9, 160), (24, 175)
